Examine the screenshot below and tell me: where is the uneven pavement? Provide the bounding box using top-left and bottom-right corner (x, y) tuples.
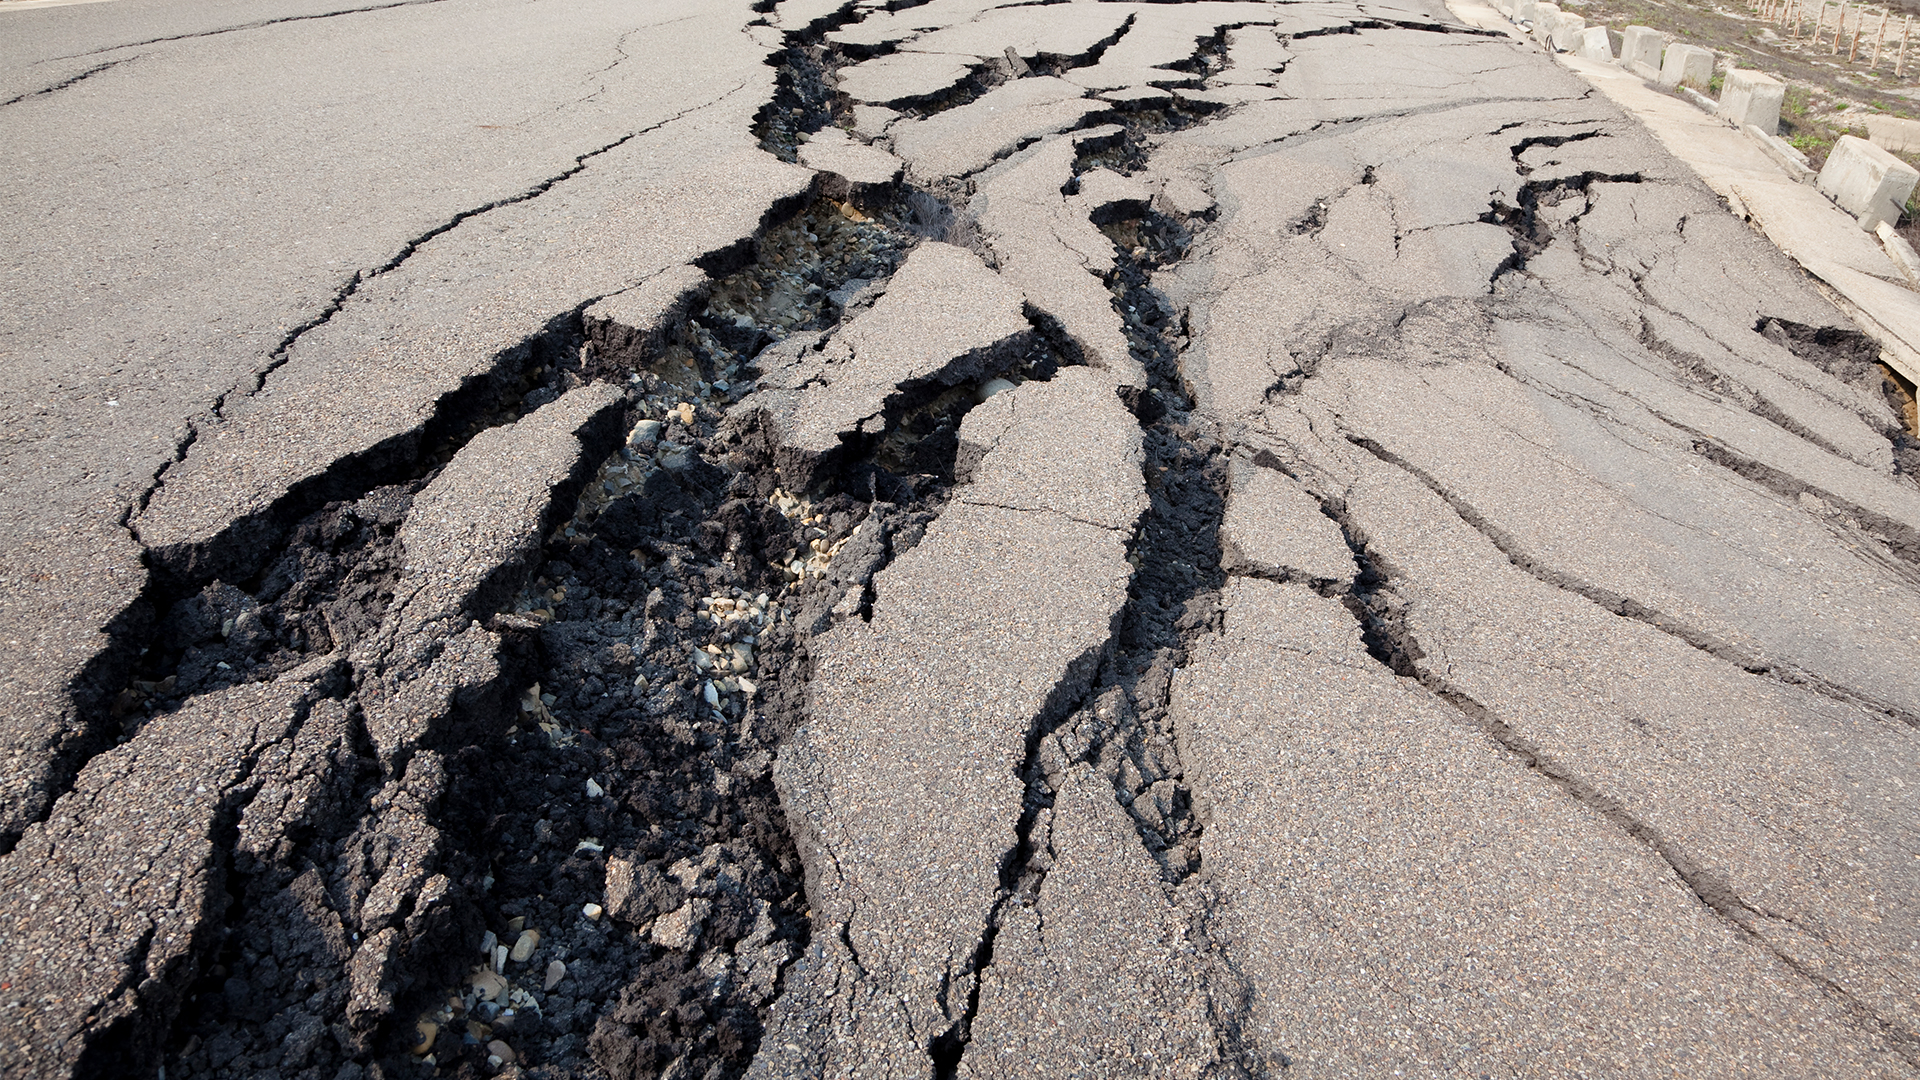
(1, 0), (1917, 1077)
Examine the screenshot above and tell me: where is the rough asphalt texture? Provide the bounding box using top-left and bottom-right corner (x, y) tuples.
(2, 0), (1918, 1077)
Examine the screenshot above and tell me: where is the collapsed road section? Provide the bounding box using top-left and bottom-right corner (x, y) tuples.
(2, 0), (1919, 1078)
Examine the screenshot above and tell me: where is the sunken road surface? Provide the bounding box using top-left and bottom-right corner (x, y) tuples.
(2, 0), (1919, 1076)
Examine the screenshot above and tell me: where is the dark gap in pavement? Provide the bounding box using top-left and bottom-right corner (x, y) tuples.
(147, 173), (967, 1080)
(1758, 316), (1920, 466)
(363, 176), (1046, 1080)
(929, 195), (1264, 1077)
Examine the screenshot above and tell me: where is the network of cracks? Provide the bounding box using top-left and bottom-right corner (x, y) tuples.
(29, 2), (1920, 1079)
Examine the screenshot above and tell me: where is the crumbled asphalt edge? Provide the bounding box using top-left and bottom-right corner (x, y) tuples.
(141, 318), (622, 1080)
(3, 309), (585, 859)
(1756, 317), (1920, 468)
(149, 163), (1046, 1080)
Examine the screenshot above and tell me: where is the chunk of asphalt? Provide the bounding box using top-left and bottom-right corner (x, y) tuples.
(758, 372), (1145, 1074)
(583, 264), (712, 372)
(1218, 456), (1355, 584)
(955, 367), (1145, 530)
(971, 135), (1141, 382)
(958, 763), (1220, 1077)
(1169, 578), (1904, 1076)
(0, 665), (337, 1080)
(355, 382), (626, 763)
(749, 241), (1033, 486)
(835, 51), (978, 108)
(796, 127), (905, 190)
(889, 76), (1109, 181)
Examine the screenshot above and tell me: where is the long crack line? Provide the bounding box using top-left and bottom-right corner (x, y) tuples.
(1344, 431), (1920, 728)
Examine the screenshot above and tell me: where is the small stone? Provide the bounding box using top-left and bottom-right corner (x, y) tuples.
(506, 916), (525, 935)
(471, 969), (509, 1002)
(544, 960), (566, 991)
(510, 930), (540, 963)
(583, 903), (604, 920)
(480, 930), (498, 957)
(974, 377), (1017, 403)
(704, 681), (720, 707)
(586, 778), (605, 798)
(411, 1021), (438, 1056)
(628, 419), (663, 446)
(488, 1040), (516, 1064)
(676, 401), (695, 424)
(492, 945), (508, 974)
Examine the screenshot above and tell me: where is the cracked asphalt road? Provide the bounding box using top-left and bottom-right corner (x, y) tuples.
(3, 0), (1918, 1076)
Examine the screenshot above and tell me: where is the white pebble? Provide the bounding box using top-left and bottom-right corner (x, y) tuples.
(586, 778), (604, 798)
(492, 945), (508, 974)
(704, 681), (720, 707)
(545, 960), (566, 991)
(583, 903), (604, 920)
(509, 929), (540, 963)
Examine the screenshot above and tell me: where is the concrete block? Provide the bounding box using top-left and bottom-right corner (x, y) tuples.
(1745, 124), (1815, 183)
(1575, 25), (1616, 61)
(1866, 115), (1920, 156)
(1658, 43), (1714, 90)
(1620, 26), (1667, 79)
(1818, 134), (1920, 232)
(1532, 4), (1561, 44)
(1512, 0), (1539, 25)
(1550, 13), (1587, 51)
(1718, 69), (1784, 136)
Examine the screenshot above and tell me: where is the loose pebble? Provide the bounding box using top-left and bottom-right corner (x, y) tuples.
(492, 945), (508, 974)
(489, 1039), (516, 1064)
(480, 930), (497, 958)
(471, 969), (509, 1002)
(506, 916), (525, 935)
(586, 778), (604, 798)
(974, 376), (1018, 403)
(411, 1021), (437, 1056)
(574, 838), (604, 854)
(583, 903), (604, 920)
(628, 419), (663, 446)
(545, 960), (566, 991)
(510, 929), (540, 963)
